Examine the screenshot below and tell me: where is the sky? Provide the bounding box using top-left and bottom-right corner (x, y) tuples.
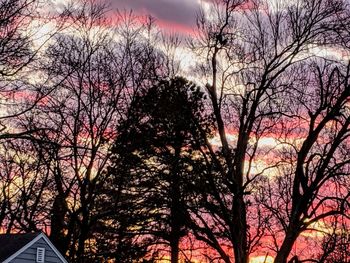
(111, 0), (200, 26)
(48, 0), (205, 36)
(108, 0), (203, 34)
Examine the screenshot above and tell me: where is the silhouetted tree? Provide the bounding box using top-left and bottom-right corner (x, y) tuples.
(189, 0), (350, 262)
(0, 0), (55, 231)
(315, 217), (350, 262)
(13, 2), (170, 261)
(0, 0), (34, 79)
(105, 77), (215, 262)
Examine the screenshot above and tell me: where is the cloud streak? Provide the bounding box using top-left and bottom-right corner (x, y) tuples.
(110, 0), (201, 27)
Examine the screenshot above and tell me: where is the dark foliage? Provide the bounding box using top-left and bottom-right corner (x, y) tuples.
(102, 77), (215, 262)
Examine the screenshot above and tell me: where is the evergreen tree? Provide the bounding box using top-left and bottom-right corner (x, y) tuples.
(102, 77), (215, 262)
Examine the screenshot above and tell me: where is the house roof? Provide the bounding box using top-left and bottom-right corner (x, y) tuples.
(0, 232), (41, 261)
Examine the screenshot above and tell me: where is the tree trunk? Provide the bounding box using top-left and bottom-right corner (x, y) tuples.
(170, 191), (181, 263)
(170, 234), (180, 263)
(170, 145), (183, 263)
(77, 227), (88, 263)
(231, 132), (249, 263)
(274, 230), (299, 263)
(170, 197), (180, 263)
(232, 194), (249, 263)
(50, 195), (69, 255)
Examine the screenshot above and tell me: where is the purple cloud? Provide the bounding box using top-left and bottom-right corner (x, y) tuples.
(110, 0), (201, 27)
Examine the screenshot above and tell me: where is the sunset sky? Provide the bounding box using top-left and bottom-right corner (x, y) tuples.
(3, 0), (346, 262)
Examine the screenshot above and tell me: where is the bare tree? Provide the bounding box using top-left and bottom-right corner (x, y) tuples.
(188, 0), (350, 262)
(0, 0), (54, 231)
(14, 2), (170, 261)
(0, 0), (35, 79)
(0, 138), (54, 233)
(0, 0), (60, 131)
(268, 60), (350, 262)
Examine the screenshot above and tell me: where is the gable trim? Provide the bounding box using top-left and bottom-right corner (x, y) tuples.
(2, 233), (68, 263)
(40, 233), (68, 263)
